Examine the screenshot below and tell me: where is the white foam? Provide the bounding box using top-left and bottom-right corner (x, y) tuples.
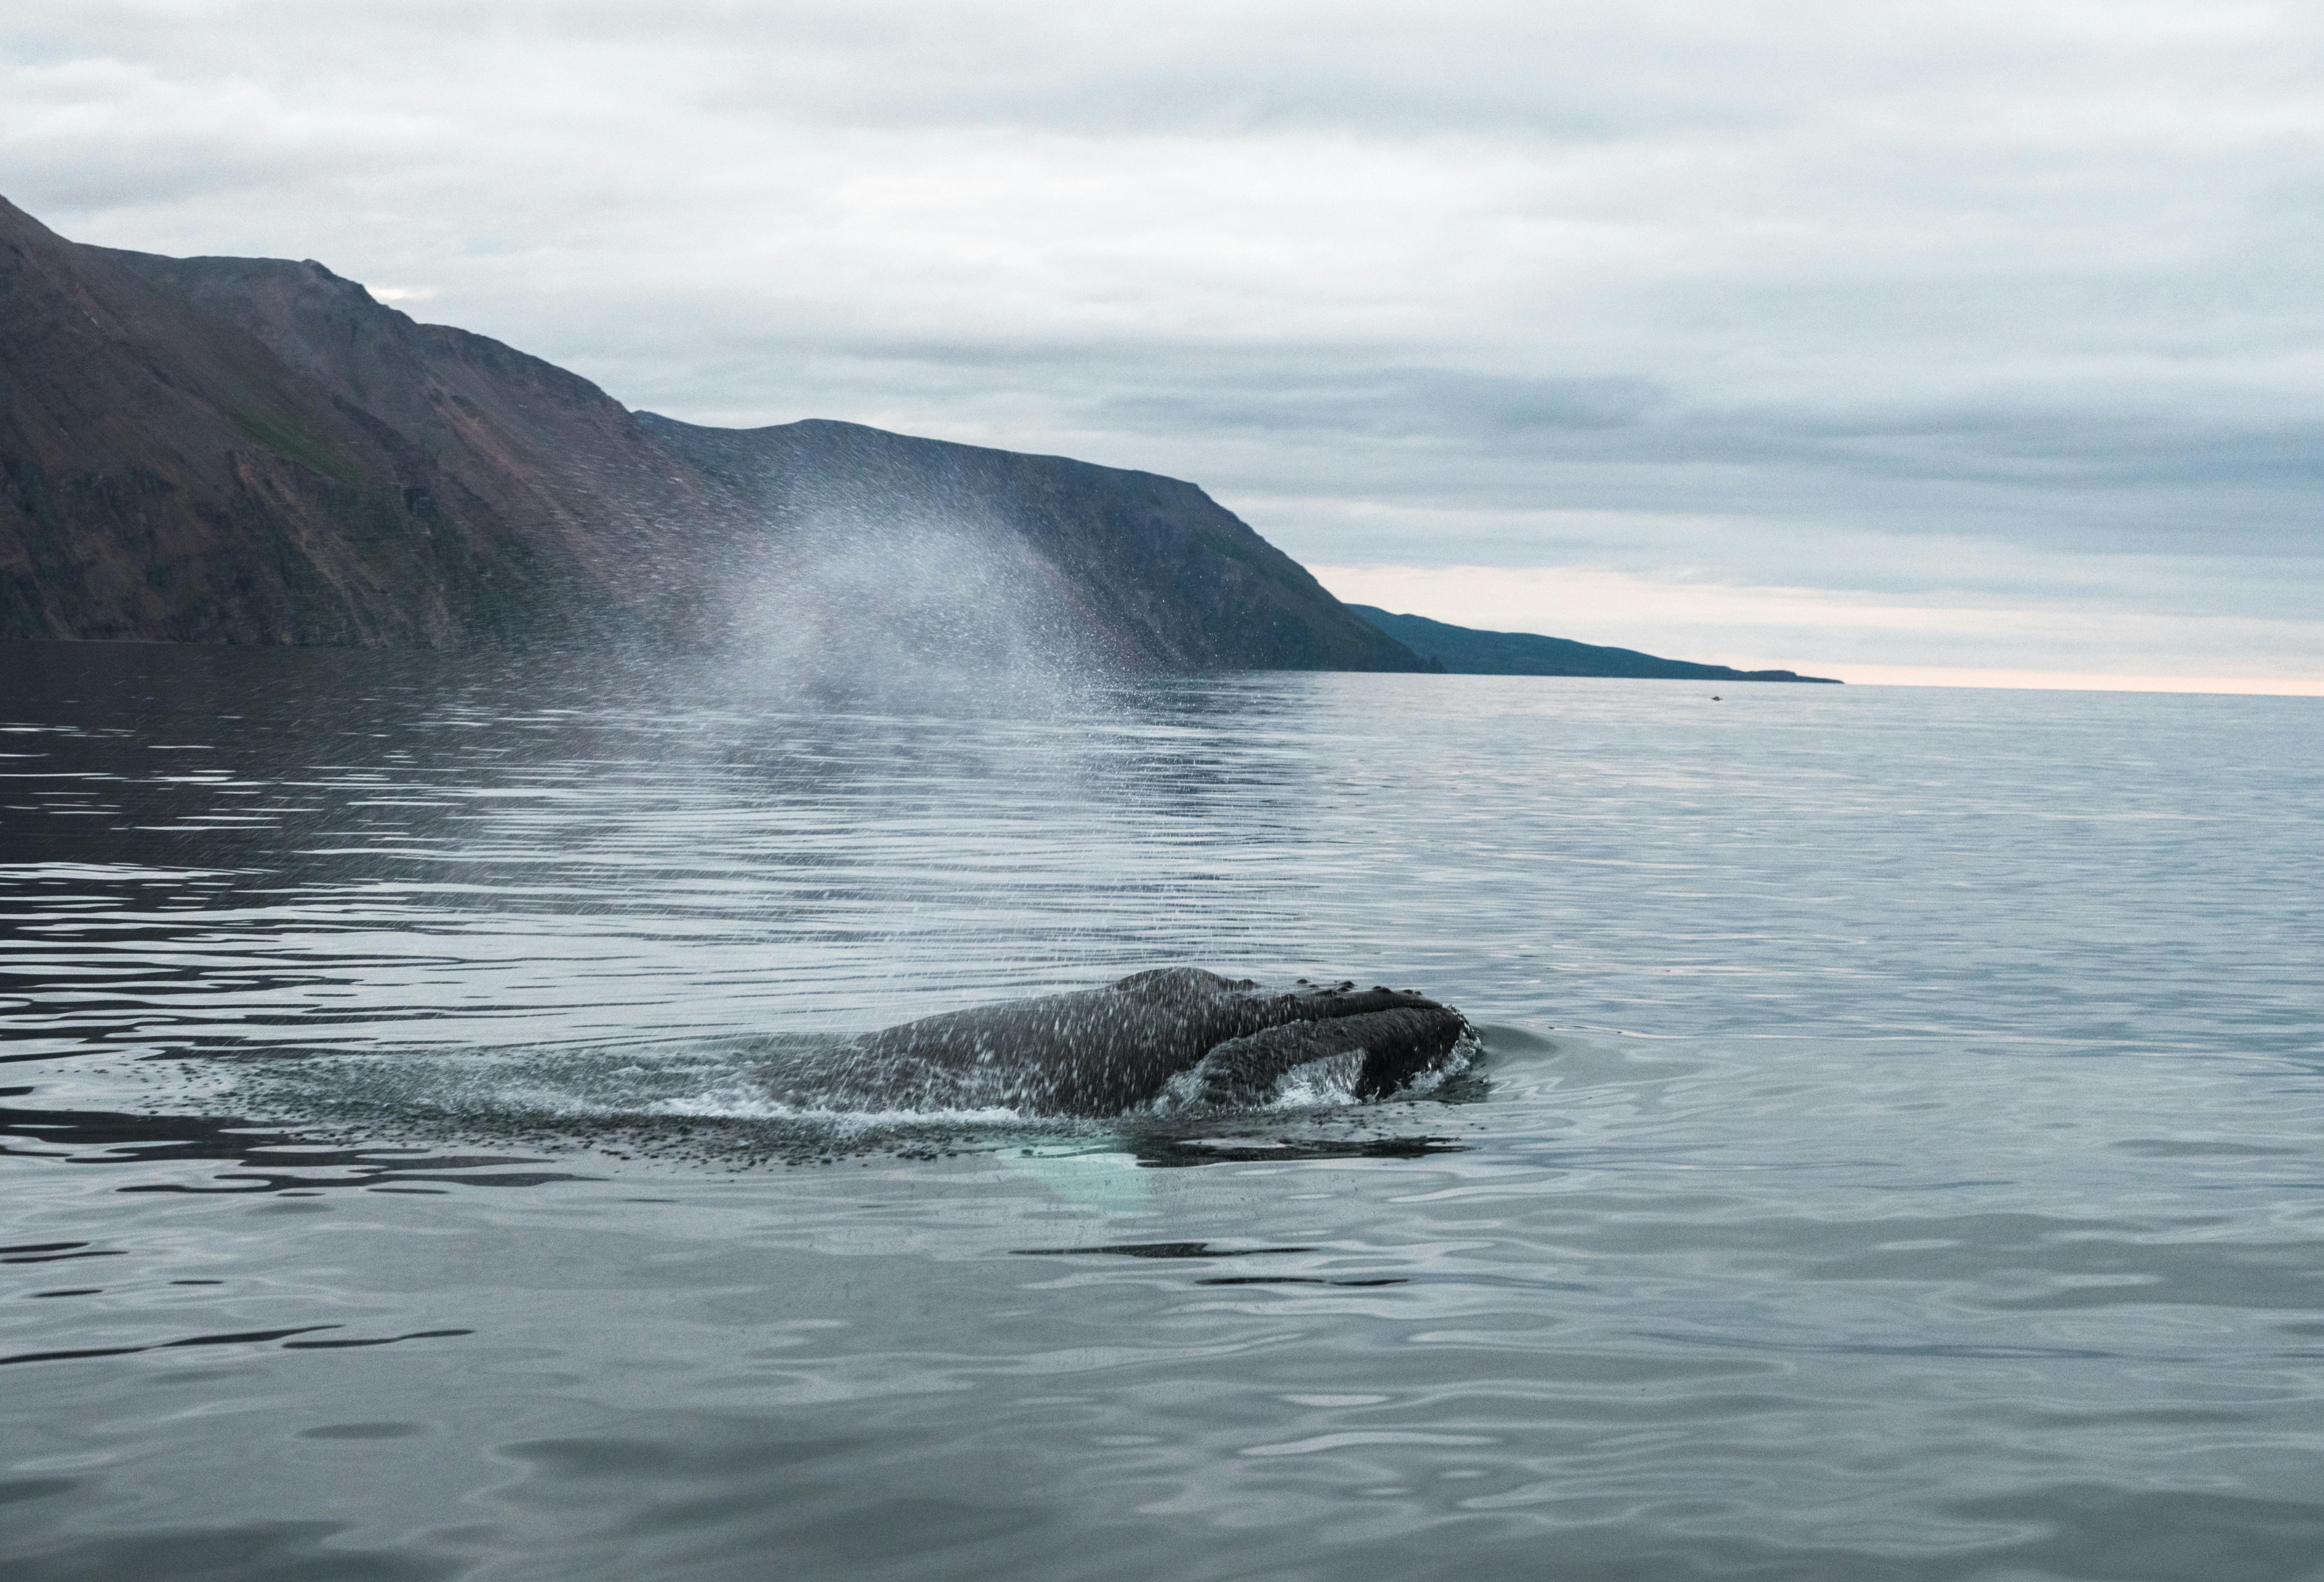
(1146, 1030), (1481, 1116)
(1266, 1051), (1368, 1109)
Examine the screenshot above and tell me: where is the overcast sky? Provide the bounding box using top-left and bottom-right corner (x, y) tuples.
(6, 0), (2321, 689)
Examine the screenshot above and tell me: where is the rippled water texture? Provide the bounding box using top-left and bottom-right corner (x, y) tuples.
(5, 644), (2324, 1581)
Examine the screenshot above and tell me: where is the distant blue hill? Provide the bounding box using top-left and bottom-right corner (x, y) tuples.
(1349, 607), (1840, 684)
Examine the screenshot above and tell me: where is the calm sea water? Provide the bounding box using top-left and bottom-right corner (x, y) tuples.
(4, 643), (2323, 1581)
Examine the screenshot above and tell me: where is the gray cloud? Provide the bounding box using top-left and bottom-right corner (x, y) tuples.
(4, 0), (2321, 680)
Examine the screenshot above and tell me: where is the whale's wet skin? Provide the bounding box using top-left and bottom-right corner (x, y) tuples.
(6, 647), (2324, 1582)
(757, 968), (1473, 1115)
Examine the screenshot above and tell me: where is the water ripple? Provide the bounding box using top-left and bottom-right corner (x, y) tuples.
(3, 646), (2323, 1579)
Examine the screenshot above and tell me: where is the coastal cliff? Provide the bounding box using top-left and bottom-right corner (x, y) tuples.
(0, 194), (729, 646)
(0, 193), (1419, 671)
(2, 192), (1830, 682)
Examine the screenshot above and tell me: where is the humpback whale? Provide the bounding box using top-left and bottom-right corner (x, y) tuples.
(754, 968), (1469, 1116)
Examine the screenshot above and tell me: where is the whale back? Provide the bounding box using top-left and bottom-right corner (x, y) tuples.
(755, 968), (1462, 1115)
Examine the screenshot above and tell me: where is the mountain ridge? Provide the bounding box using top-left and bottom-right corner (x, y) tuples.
(0, 192), (1419, 672)
(0, 193), (723, 646)
(4, 192), (1828, 683)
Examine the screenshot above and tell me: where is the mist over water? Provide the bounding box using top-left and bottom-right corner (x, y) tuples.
(5, 644), (2324, 1581)
(688, 439), (1136, 716)
(727, 505), (1112, 712)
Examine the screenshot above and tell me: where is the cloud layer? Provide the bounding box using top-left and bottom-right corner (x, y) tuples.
(5, 1), (2320, 684)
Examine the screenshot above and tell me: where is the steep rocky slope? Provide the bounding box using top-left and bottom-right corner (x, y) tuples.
(0, 193), (1421, 672)
(0, 194), (726, 645)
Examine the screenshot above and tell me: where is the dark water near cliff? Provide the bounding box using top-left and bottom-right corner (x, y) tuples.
(5, 644), (2323, 1581)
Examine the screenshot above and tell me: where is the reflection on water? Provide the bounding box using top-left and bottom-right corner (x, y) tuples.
(4, 642), (2324, 1580)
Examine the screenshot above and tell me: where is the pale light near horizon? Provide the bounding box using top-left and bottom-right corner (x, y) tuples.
(1312, 563), (2324, 695)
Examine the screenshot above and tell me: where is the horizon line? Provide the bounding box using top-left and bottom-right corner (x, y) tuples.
(1820, 666), (2324, 697)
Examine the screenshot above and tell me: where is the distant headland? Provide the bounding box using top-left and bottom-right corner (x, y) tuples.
(1351, 608), (1840, 683)
(0, 192), (1830, 682)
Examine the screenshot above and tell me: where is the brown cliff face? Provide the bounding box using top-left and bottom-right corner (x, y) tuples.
(0, 193), (1421, 672)
(90, 247), (731, 621)
(0, 194), (727, 646)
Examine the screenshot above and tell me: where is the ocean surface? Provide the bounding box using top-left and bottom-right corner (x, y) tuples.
(4, 642), (2322, 1581)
